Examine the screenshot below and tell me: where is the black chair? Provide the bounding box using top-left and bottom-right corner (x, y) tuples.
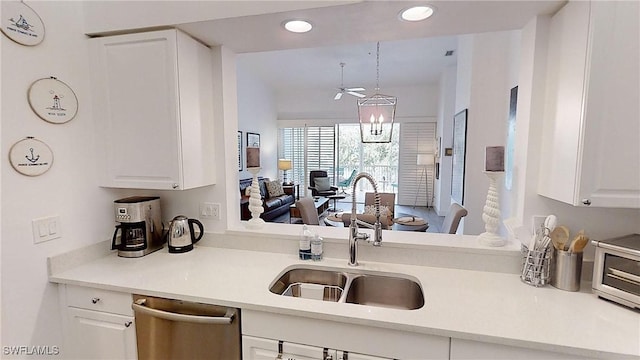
(308, 170), (338, 197)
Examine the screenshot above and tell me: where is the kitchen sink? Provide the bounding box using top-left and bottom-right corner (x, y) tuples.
(344, 274), (424, 310)
(269, 267), (424, 310)
(269, 268), (348, 302)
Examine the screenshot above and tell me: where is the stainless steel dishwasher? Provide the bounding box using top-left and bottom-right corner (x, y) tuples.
(132, 294), (241, 359)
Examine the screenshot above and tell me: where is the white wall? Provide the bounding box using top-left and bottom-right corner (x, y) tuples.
(0, 1), (121, 351)
(454, 30), (521, 235)
(434, 65), (457, 216)
(236, 62), (279, 181)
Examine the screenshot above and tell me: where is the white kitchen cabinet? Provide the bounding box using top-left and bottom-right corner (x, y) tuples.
(90, 29), (215, 190)
(59, 285), (137, 359)
(242, 309), (448, 359)
(538, 1), (640, 208)
(66, 308), (136, 360)
(450, 338), (595, 360)
(242, 336), (391, 360)
(243, 336), (333, 360)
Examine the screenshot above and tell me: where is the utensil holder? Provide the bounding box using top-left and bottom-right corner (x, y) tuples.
(520, 245), (552, 287)
(550, 249), (582, 291)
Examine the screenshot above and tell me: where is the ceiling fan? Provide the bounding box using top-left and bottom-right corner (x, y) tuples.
(334, 62), (365, 100)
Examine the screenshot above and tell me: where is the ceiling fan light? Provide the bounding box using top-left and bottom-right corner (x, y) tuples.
(400, 6), (435, 22)
(282, 20), (313, 33)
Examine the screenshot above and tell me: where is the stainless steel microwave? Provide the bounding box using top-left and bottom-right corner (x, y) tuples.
(592, 234), (640, 310)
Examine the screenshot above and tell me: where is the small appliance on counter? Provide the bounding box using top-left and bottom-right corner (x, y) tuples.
(167, 215), (204, 253)
(592, 234), (640, 310)
(112, 196), (164, 258)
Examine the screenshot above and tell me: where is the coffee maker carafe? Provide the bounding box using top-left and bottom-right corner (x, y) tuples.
(112, 196), (164, 258)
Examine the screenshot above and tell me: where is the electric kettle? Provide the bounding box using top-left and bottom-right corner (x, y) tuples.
(167, 215), (204, 253)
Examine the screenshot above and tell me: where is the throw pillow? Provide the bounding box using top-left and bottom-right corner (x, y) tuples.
(266, 180), (285, 197)
(314, 177), (331, 191)
(363, 205), (392, 219)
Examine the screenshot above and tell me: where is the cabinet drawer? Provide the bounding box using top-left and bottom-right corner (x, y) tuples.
(66, 285), (133, 316)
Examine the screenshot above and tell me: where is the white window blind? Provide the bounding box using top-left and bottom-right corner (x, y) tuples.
(279, 128), (305, 186)
(279, 126), (335, 194)
(397, 122), (436, 206)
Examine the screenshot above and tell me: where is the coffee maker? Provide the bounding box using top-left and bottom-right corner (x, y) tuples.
(112, 196), (164, 258)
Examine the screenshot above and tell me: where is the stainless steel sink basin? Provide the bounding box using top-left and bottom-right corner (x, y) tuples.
(345, 275), (424, 310)
(269, 268), (347, 302)
(269, 267), (424, 310)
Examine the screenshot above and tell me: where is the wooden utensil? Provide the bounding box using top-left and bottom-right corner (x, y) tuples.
(568, 232), (589, 253)
(550, 226), (570, 250)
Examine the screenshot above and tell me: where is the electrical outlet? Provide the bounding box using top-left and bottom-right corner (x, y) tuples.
(32, 216), (61, 243)
(210, 203), (221, 220)
(200, 202), (221, 220)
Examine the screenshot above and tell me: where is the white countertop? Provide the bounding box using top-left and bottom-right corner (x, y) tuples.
(49, 242), (639, 359)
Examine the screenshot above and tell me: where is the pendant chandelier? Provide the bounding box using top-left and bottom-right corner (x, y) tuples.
(358, 41), (397, 143)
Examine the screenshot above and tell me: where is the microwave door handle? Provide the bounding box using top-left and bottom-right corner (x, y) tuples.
(131, 299), (235, 325)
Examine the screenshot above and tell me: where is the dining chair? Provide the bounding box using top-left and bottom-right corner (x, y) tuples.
(441, 203), (468, 234)
(296, 197), (320, 225)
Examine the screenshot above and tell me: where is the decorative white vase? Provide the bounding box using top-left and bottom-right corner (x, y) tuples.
(246, 167), (265, 229)
(478, 171), (506, 247)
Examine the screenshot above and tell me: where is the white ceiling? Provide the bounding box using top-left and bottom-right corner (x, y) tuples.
(178, 1), (564, 93)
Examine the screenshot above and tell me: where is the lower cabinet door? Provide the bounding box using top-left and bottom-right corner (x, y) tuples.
(66, 307), (137, 359)
(243, 336), (332, 360)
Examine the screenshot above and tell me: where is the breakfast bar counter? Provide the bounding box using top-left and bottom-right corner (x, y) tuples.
(48, 234), (639, 359)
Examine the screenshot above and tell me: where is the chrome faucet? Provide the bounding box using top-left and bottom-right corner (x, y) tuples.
(348, 172), (383, 266)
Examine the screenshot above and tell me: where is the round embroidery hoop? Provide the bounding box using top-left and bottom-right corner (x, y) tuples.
(9, 137), (54, 176)
(1, 1), (45, 46)
(28, 77), (78, 124)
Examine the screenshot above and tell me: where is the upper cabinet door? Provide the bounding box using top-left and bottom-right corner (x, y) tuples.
(539, 1), (640, 208)
(90, 29), (215, 190)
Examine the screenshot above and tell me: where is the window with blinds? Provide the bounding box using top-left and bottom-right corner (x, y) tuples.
(279, 126), (335, 193)
(397, 122), (436, 206)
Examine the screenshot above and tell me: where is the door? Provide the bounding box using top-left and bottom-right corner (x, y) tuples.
(66, 307), (136, 359)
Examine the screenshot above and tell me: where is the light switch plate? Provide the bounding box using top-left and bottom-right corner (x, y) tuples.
(32, 216), (61, 243)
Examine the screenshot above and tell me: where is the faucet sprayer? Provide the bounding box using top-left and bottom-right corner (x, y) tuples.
(348, 172), (383, 266)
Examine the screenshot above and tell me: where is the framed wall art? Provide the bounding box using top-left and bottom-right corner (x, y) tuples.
(451, 109), (468, 204)
(9, 137), (53, 176)
(238, 131), (243, 171)
(246, 132), (260, 148)
(28, 77), (78, 124)
(1, 1), (45, 46)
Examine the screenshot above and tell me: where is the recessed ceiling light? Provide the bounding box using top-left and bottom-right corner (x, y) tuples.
(283, 20), (313, 33)
(400, 6), (435, 22)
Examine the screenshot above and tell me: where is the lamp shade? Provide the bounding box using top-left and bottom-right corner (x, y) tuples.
(417, 154), (434, 166)
(278, 159), (292, 171)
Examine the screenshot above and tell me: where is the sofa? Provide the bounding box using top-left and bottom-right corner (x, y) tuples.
(239, 177), (295, 221)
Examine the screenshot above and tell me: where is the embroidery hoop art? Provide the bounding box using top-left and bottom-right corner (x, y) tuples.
(1, 1), (45, 46)
(28, 77), (78, 124)
(9, 137), (54, 176)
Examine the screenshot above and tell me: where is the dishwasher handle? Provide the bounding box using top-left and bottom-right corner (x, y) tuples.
(132, 298), (236, 325)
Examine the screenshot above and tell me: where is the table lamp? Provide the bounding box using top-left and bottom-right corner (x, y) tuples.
(278, 159), (293, 185)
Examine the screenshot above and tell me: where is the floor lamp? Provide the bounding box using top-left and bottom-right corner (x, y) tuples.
(413, 154), (433, 208)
